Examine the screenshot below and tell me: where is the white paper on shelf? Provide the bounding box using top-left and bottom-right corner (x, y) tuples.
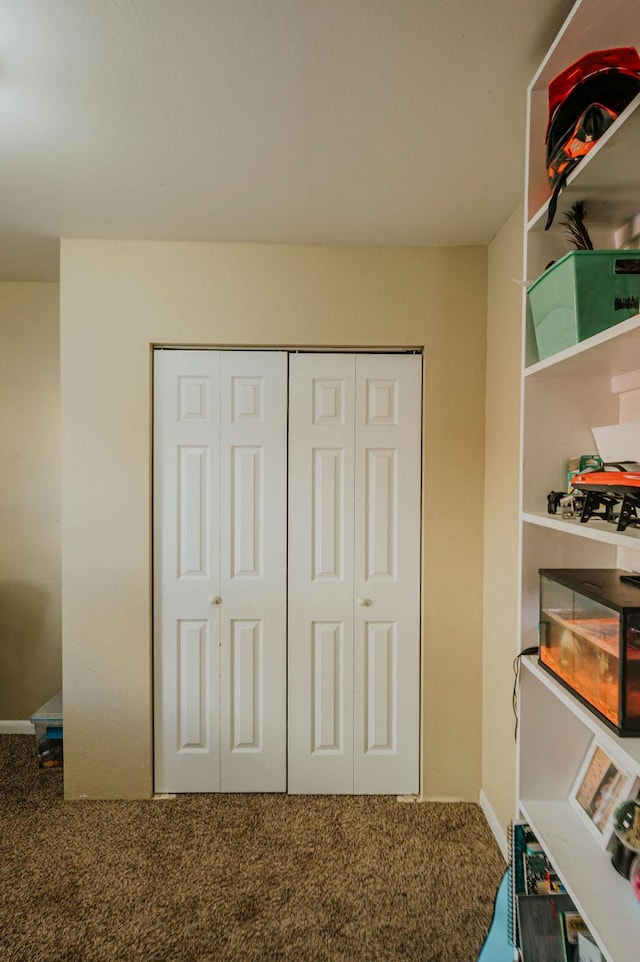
(590, 422), (640, 463)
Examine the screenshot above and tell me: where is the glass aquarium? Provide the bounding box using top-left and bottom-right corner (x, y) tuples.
(539, 569), (640, 736)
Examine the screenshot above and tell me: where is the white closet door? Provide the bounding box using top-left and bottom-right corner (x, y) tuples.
(288, 353), (422, 794)
(154, 349), (287, 793)
(154, 350), (222, 793)
(288, 354), (356, 793)
(219, 351), (288, 792)
(353, 354), (421, 794)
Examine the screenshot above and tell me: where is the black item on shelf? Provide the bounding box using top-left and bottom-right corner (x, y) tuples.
(617, 490), (640, 532)
(517, 893), (577, 961)
(547, 490), (565, 514)
(579, 489), (619, 525)
(571, 462), (640, 531)
(563, 201), (594, 250)
(620, 575), (640, 588)
(545, 47), (640, 229)
(610, 834), (637, 877)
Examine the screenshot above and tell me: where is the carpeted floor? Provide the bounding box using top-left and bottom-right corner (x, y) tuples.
(0, 735), (505, 962)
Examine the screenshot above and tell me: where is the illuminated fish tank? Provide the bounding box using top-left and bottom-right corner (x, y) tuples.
(539, 569), (640, 736)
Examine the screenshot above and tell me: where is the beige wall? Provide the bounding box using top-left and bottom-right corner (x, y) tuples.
(482, 206), (524, 834)
(0, 282), (61, 720)
(60, 239), (487, 799)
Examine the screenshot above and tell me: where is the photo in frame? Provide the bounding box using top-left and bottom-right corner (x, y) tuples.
(569, 739), (638, 849)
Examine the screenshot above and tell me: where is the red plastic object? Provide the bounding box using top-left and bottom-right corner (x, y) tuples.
(572, 468), (640, 495)
(546, 47), (640, 139)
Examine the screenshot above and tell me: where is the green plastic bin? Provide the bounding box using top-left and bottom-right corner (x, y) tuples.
(528, 250), (640, 361)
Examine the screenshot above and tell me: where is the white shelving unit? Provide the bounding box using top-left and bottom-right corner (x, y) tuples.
(517, 3), (640, 961)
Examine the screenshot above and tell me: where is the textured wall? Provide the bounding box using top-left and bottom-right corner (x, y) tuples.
(60, 240), (487, 799)
(0, 282), (61, 720)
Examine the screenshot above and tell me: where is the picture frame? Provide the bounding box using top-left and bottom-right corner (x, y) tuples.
(569, 739), (638, 849)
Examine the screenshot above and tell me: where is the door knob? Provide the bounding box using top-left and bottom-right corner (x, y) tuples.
(357, 598), (372, 607)
(209, 595), (222, 605)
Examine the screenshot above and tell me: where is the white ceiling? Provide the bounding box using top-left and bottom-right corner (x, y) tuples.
(0, 0), (575, 281)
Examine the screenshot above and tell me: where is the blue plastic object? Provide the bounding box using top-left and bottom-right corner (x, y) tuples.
(476, 868), (512, 962)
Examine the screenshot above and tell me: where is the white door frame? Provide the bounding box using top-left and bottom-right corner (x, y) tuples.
(152, 346), (423, 795)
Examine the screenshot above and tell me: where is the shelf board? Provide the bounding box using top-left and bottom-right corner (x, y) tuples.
(529, 1), (640, 94)
(522, 511), (640, 549)
(527, 91), (640, 235)
(519, 799), (640, 962)
(524, 313), (640, 378)
(520, 656), (640, 774)
(521, 10), (640, 962)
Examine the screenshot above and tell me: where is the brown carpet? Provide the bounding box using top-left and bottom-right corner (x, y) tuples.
(0, 735), (504, 962)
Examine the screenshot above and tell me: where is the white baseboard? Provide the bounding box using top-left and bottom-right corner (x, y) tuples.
(421, 795), (465, 803)
(0, 721), (34, 734)
(479, 789), (508, 862)
(396, 794), (464, 803)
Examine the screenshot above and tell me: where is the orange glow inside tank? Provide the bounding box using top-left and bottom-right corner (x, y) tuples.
(539, 570), (640, 734)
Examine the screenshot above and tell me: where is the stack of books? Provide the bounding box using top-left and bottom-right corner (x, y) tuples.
(509, 822), (603, 961)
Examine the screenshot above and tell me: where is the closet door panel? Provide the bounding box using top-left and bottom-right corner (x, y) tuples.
(354, 354), (421, 794)
(288, 353), (355, 794)
(156, 348), (420, 797)
(219, 351), (288, 791)
(154, 350), (222, 793)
